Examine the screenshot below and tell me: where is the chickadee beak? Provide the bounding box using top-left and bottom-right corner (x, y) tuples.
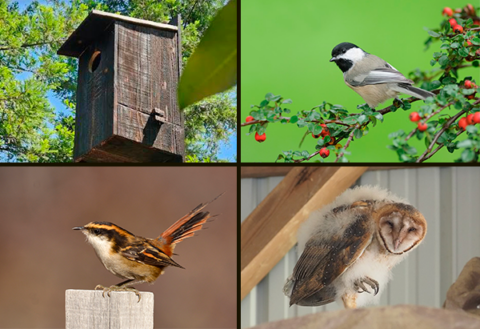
(329, 57), (336, 62)
(73, 226), (84, 230)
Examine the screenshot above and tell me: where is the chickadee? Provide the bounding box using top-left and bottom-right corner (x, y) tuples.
(330, 42), (435, 109)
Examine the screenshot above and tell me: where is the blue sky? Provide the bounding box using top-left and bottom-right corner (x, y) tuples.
(13, 0), (237, 162)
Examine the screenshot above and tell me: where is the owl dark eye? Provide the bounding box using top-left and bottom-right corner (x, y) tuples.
(408, 227), (417, 232)
(386, 221), (394, 228)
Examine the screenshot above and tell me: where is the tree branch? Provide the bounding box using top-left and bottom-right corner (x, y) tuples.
(0, 40), (62, 51)
(334, 124), (359, 163)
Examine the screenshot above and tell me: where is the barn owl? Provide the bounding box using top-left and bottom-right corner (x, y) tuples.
(283, 185), (427, 309)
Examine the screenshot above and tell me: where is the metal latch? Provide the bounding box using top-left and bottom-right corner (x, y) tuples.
(153, 108), (167, 123)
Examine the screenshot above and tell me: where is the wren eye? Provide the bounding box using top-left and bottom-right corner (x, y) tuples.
(93, 228), (101, 235)
(408, 227), (417, 232)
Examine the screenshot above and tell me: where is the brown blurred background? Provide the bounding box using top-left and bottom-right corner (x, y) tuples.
(0, 167), (236, 329)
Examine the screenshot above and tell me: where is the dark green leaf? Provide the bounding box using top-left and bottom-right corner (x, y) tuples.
(471, 38), (480, 45)
(439, 55), (449, 67)
(178, 0), (237, 109)
(312, 125), (323, 135)
(248, 124), (257, 134)
(354, 129), (363, 139)
(373, 112), (384, 122)
(466, 125), (478, 134)
(461, 149), (475, 162)
(457, 139), (473, 148)
(428, 30), (441, 37)
(282, 99), (292, 104)
(290, 115), (298, 124)
(260, 99), (269, 107)
(459, 47), (469, 57)
(357, 114), (368, 124)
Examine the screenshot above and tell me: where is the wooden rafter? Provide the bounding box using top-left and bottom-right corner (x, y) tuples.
(241, 166), (368, 300)
(241, 166), (420, 178)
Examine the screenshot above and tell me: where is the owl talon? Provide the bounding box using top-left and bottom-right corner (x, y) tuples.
(354, 276), (379, 295)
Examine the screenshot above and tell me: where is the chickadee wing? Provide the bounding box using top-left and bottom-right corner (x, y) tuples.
(120, 242), (184, 268)
(288, 207), (373, 306)
(360, 67), (413, 85)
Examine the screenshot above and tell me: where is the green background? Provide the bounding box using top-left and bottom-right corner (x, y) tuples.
(240, 0), (479, 163)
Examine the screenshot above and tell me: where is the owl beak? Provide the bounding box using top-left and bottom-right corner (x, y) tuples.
(394, 238), (401, 251)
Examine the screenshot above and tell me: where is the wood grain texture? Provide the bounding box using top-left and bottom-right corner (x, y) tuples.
(65, 290), (153, 329)
(241, 167), (368, 300)
(241, 166), (421, 178)
(71, 16), (184, 162)
(74, 23), (115, 159)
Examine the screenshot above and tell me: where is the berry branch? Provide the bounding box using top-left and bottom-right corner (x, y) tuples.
(243, 3), (480, 162)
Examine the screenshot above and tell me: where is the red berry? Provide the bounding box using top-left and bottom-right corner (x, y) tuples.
(312, 133), (321, 139)
(473, 112), (480, 124)
(246, 116), (254, 122)
(467, 114), (475, 125)
(453, 25), (463, 33)
(467, 93), (476, 100)
(466, 4), (475, 16)
(255, 132), (266, 142)
(459, 117), (468, 130)
(417, 122), (428, 132)
(449, 18), (457, 27)
(409, 112), (421, 122)
(319, 148), (330, 158)
(326, 136), (336, 145)
(442, 7), (453, 16)
(320, 123), (330, 137)
(465, 80), (473, 89)
(474, 20), (480, 26)
(467, 40), (472, 46)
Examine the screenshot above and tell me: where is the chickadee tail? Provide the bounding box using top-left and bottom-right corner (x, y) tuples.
(394, 83), (435, 100)
(157, 193), (224, 245)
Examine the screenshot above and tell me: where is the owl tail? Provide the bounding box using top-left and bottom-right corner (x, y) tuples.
(155, 193), (223, 253)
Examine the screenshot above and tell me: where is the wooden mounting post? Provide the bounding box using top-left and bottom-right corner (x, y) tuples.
(65, 290), (154, 329)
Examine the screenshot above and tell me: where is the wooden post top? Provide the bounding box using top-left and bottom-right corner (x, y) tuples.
(58, 10), (178, 58)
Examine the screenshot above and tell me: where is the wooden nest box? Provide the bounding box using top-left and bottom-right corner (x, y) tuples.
(58, 10), (184, 162)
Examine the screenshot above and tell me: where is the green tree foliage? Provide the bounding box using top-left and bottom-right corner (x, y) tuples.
(0, 0), (236, 162)
(0, 0), (88, 162)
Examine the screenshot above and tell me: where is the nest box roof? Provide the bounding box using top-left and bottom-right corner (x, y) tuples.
(57, 10), (178, 58)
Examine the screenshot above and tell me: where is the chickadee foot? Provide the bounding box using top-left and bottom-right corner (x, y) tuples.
(95, 284), (142, 302)
(393, 98), (404, 108)
(354, 276), (379, 295)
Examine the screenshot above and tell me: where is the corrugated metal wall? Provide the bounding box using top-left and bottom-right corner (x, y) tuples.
(241, 167), (480, 328)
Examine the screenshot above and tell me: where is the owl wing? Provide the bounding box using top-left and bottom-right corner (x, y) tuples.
(289, 206), (373, 306)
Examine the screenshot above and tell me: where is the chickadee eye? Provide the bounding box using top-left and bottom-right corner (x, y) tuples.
(408, 227), (417, 232)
